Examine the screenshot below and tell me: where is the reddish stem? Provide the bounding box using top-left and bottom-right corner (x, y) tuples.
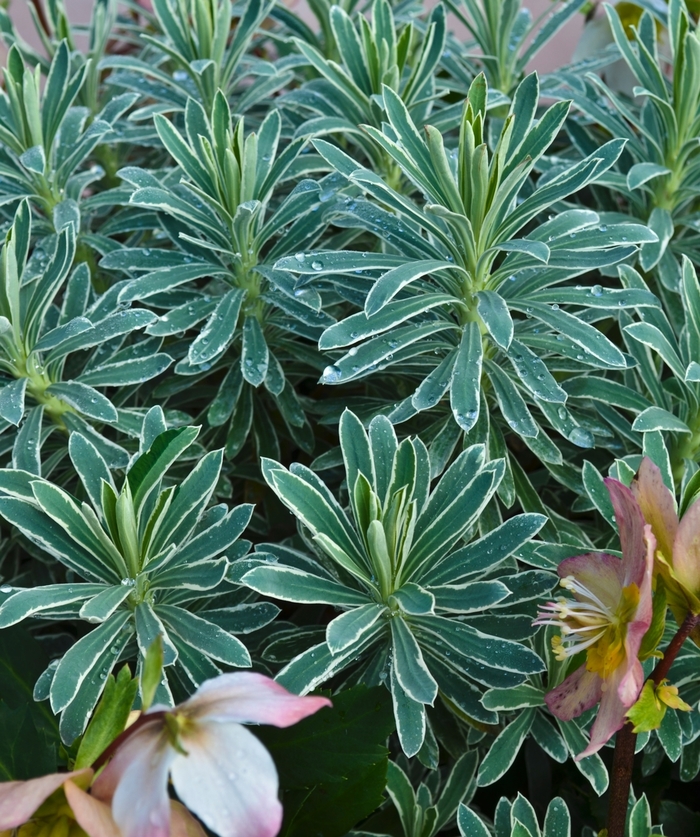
(606, 721), (636, 837)
(29, 0), (51, 37)
(650, 612), (700, 686)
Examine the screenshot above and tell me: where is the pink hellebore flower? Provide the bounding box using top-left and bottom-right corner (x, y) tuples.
(632, 457), (700, 628)
(535, 478), (654, 758)
(0, 768), (206, 837)
(0, 769), (93, 834)
(91, 672), (331, 837)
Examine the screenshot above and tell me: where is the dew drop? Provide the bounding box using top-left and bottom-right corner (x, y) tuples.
(590, 284), (603, 297)
(320, 365), (342, 383)
(311, 260), (323, 271)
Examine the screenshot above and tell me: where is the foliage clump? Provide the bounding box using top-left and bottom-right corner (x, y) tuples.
(0, 0), (700, 835)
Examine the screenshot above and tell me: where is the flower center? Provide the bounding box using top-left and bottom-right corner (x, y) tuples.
(164, 711), (192, 756)
(535, 576), (640, 679)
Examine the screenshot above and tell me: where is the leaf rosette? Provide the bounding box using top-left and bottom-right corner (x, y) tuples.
(0, 409), (272, 743)
(238, 408), (548, 755)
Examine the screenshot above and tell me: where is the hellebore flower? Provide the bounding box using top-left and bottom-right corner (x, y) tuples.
(91, 672), (331, 837)
(535, 478), (654, 758)
(0, 769), (94, 836)
(0, 765), (207, 837)
(632, 457), (700, 632)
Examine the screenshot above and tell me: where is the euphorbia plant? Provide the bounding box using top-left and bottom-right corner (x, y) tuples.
(276, 72), (658, 487)
(0, 201), (171, 470)
(0, 0), (699, 831)
(0, 411), (265, 742)
(241, 408), (548, 755)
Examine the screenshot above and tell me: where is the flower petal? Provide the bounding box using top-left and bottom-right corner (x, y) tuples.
(172, 720), (282, 837)
(65, 781), (120, 837)
(92, 720), (174, 837)
(578, 663), (637, 759)
(558, 552), (624, 610)
(170, 801), (207, 837)
(631, 457), (678, 563)
(617, 656), (646, 712)
(182, 672), (331, 727)
(0, 770), (90, 830)
(604, 478), (647, 587)
(544, 664), (602, 722)
(673, 495), (700, 599)
(622, 525), (655, 670)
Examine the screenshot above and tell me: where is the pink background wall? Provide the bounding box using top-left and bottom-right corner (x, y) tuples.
(1, 0), (583, 73)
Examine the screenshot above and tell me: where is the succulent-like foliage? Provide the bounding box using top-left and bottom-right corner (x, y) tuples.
(443, 0), (587, 95)
(102, 93), (331, 459)
(0, 42), (137, 227)
(103, 0), (281, 113)
(0, 0), (698, 831)
(0, 201), (171, 470)
(240, 409), (547, 755)
(0, 412), (268, 742)
(277, 73), (657, 490)
(555, 1), (700, 286)
(285, 0), (447, 178)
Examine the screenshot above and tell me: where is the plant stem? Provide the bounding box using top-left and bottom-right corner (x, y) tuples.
(650, 612), (700, 686)
(607, 721), (636, 837)
(29, 0), (50, 37)
(606, 611), (700, 837)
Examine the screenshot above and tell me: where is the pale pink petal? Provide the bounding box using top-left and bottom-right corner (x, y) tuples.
(631, 457), (678, 562)
(673, 496), (700, 597)
(623, 525), (655, 667)
(617, 656), (646, 710)
(170, 801), (207, 837)
(65, 781), (120, 837)
(557, 552), (624, 610)
(183, 672), (330, 727)
(577, 664), (631, 759)
(92, 720), (174, 837)
(545, 665), (602, 722)
(172, 720), (282, 837)
(604, 478), (647, 587)
(0, 770), (90, 829)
